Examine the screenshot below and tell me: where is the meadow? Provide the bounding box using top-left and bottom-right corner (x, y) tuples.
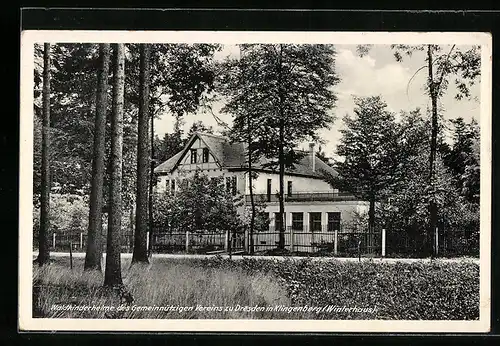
(33, 256), (479, 320)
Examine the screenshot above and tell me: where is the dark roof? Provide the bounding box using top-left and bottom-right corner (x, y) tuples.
(154, 132), (338, 179)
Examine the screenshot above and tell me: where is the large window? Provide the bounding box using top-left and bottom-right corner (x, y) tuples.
(202, 148), (209, 163)
(327, 212), (341, 232)
(190, 149), (197, 164)
(309, 212), (322, 232)
(292, 212), (304, 231)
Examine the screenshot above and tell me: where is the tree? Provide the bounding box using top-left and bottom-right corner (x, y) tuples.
(132, 44), (151, 264)
(328, 97), (423, 249)
(219, 44), (339, 250)
(218, 46), (267, 254)
(441, 117), (480, 204)
(153, 171), (243, 234)
(186, 120), (214, 138)
(358, 44), (480, 256)
(36, 43), (52, 266)
(84, 43), (110, 271)
(364, 44), (481, 254)
(153, 118), (184, 162)
(125, 43), (220, 257)
(104, 44), (125, 287)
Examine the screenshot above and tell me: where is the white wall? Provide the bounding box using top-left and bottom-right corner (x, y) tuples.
(264, 201), (369, 231)
(243, 171), (336, 195)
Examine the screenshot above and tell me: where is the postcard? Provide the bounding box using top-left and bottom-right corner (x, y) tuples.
(19, 30), (492, 333)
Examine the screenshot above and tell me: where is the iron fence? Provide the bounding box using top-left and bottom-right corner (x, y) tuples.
(34, 227), (479, 258)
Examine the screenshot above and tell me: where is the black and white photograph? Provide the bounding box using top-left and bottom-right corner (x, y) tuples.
(19, 31), (491, 332)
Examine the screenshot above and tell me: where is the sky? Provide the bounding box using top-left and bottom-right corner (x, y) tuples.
(154, 44), (481, 159)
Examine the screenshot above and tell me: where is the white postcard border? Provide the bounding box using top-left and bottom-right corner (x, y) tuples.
(19, 30), (492, 333)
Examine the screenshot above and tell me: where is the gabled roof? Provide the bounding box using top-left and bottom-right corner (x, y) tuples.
(154, 132), (338, 179)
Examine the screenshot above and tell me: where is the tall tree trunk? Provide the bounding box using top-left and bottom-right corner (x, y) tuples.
(148, 91), (155, 257)
(37, 42), (51, 266)
(85, 43), (110, 271)
(277, 44), (285, 250)
(247, 115), (255, 255)
(427, 45), (438, 258)
(132, 43), (151, 264)
(104, 43), (125, 287)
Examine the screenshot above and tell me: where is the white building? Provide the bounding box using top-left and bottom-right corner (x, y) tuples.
(154, 132), (368, 233)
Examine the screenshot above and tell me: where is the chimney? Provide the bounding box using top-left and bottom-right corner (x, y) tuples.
(309, 142), (316, 172)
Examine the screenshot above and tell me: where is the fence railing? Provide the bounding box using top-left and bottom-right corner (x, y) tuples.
(247, 191), (358, 203)
(34, 228), (479, 258)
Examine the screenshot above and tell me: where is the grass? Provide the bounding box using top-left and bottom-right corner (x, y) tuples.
(33, 256), (480, 320)
(33, 257), (291, 319)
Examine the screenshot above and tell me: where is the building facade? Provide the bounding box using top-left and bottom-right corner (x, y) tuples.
(154, 132), (368, 233)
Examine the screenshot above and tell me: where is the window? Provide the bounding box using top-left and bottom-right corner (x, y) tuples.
(202, 148), (209, 163)
(226, 176), (231, 193)
(165, 179), (170, 192)
(190, 149), (197, 164)
(292, 213), (303, 231)
(287, 181), (293, 197)
(309, 212), (322, 232)
(171, 179), (176, 192)
(267, 179), (272, 202)
(327, 212), (341, 232)
(274, 212), (285, 231)
(231, 176), (237, 195)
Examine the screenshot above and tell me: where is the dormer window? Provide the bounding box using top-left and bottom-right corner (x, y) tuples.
(202, 148), (209, 163)
(190, 149), (197, 164)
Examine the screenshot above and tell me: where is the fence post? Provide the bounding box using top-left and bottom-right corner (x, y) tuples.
(435, 227), (439, 257)
(290, 228), (294, 253)
(52, 232), (56, 249)
(334, 228), (338, 256)
(80, 232), (83, 249)
(146, 231), (150, 252)
(224, 230), (229, 251)
(185, 230), (190, 252)
(382, 228), (386, 258)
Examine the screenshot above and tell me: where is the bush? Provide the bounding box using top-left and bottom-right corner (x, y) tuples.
(194, 257), (480, 320)
(33, 194), (89, 235)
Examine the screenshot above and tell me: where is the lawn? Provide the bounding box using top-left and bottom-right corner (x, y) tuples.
(33, 256), (479, 320)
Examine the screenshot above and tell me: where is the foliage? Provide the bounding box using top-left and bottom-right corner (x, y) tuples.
(34, 257), (479, 320)
(327, 96), (426, 233)
(440, 117), (480, 204)
(375, 118), (479, 236)
(201, 257), (479, 320)
(153, 171), (244, 233)
(33, 194), (89, 236)
(125, 43), (221, 117)
(219, 44), (339, 169)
